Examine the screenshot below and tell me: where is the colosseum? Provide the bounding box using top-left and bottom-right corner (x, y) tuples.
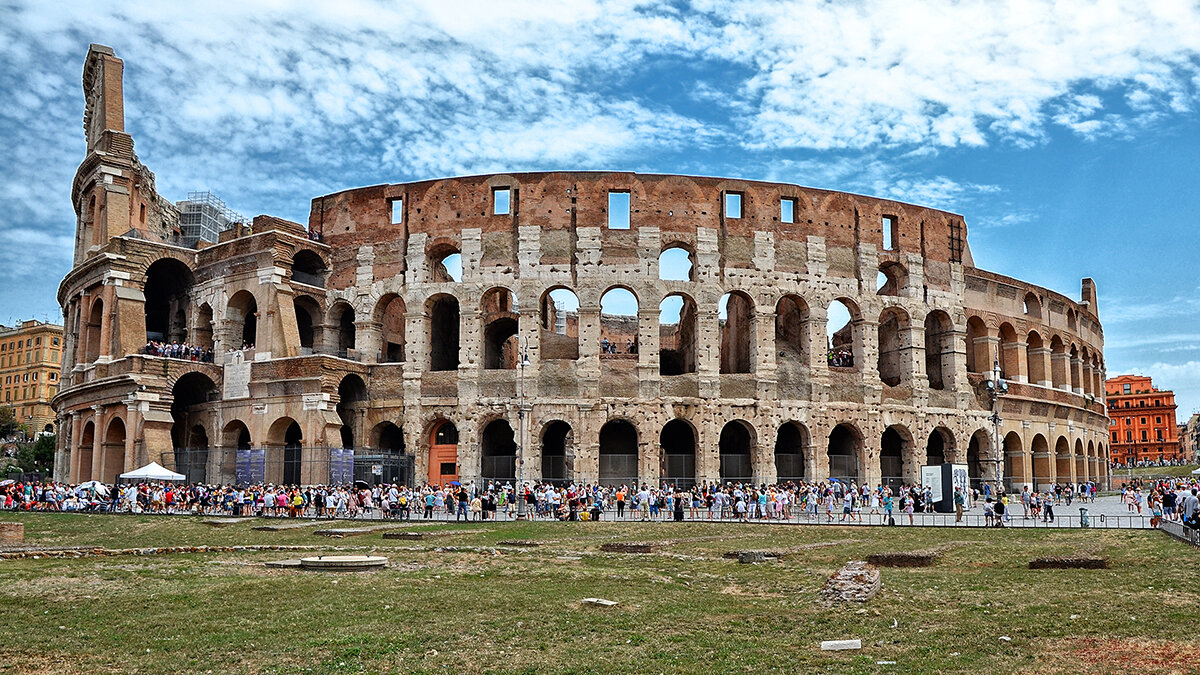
(54, 45), (1112, 491)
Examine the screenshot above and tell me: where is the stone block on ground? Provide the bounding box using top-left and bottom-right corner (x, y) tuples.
(738, 551), (768, 564)
(201, 519), (243, 528)
(1028, 555), (1110, 569)
(0, 522), (24, 544)
(866, 551), (940, 567)
(600, 542), (659, 554)
(820, 561), (881, 603)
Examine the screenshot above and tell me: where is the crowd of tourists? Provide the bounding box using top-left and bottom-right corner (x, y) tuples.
(11, 476), (1196, 531)
(826, 349), (854, 368)
(143, 340), (215, 363)
(599, 337), (637, 355)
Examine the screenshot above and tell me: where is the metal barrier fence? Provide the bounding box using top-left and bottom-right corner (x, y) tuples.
(168, 447), (414, 487)
(1159, 518), (1200, 546)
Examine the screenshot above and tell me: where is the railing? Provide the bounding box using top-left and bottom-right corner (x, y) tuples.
(1159, 518), (1200, 546)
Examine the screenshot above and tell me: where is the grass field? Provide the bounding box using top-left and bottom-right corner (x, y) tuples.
(1, 513), (1197, 674)
(1124, 464), (1199, 478)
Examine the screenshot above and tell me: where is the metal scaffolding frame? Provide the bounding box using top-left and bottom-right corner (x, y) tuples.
(177, 191), (243, 247)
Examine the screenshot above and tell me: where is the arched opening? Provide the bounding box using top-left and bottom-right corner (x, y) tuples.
(880, 426), (909, 490)
(171, 372), (217, 479)
(774, 422), (807, 483)
(826, 299), (859, 369)
(427, 294), (460, 371)
(1083, 440), (1095, 482)
(599, 288), (638, 355)
(283, 422), (303, 486)
(1031, 434), (1051, 489)
(291, 249), (326, 288)
(876, 262), (907, 296)
(84, 298), (104, 362)
(998, 323), (1021, 380)
(363, 421), (410, 487)
(965, 316), (988, 374)
(924, 310), (954, 390)
(226, 290), (258, 349)
(195, 303), (215, 351)
(541, 421), (572, 486)
(660, 419), (696, 488)
(374, 294), (406, 363)
(293, 296), (320, 353)
(428, 420), (459, 485)
(1026, 331), (1046, 385)
(659, 293), (697, 375)
(1050, 335), (1068, 389)
(1069, 344), (1082, 392)
(482, 287), (520, 369)
(658, 245), (694, 281)
(1067, 308), (1077, 332)
(223, 420), (252, 451)
(877, 306), (909, 387)
(927, 428), (953, 466)
(719, 292), (754, 374)
(337, 374), (368, 449)
(719, 421), (754, 483)
(827, 424), (862, 483)
(598, 419), (638, 486)
(101, 417), (126, 484)
(1074, 438), (1086, 482)
(330, 303), (355, 357)
(429, 245), (463, 283)
(1023, 292), (1041, 319)
(1055, 436), (1072, 483)
(143, 258), (194, 344)
(480, 419), (517, 484)
(775, 295), (809, 376)
(539, 288), (579, 360)
(1004, 431), (1026, 491)
(967, 430), (989, 490)
(77, 421), (95, 482)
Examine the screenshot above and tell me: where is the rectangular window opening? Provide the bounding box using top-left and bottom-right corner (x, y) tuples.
(780, 198), (795, 223)
(725, 192), (743, 219)
(607, 191), (631, 229)
(390, 198), (404, 225)
(883, 215), (897, 250)
(493, 187), (511, 215)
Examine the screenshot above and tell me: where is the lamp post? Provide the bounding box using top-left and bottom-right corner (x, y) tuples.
(515, 337), (531, 520)
(986, 359), (1008, 495)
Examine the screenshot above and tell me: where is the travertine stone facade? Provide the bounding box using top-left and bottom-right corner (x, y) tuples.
(54, 45), (1112, 490)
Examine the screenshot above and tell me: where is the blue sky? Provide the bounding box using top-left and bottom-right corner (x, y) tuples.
(1, 0), (1199, 421)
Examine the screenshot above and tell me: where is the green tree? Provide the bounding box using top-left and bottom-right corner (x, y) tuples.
(0, 406), (16, 438)
(16, 434), (55, 475)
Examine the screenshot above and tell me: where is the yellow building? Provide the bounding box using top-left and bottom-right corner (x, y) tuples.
(0, 320), (64, 437)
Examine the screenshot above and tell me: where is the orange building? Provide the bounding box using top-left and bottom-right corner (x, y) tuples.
(1105, 375), (1179, 464)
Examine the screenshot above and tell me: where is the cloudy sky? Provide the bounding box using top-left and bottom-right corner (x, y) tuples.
(2, 0), (1198, 421)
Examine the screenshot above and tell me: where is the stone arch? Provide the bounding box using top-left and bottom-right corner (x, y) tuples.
(428, 419), (459, 486)
(924, 310), (954, 390)
(327, 300), (356, 357)
(481, 287), (520, 369)
(143, 257), (194, 344)
(659, 292), (697, 375)
(1031, 434), (1051, 489)
(1050, 335), (1068, 389)
(84, 297), (104, 363)
(1023, 292), (1042, 319)
(1069, 344), (1082, 392)
(774, 421), (808, 483)
(290, 249), (327, 288)
(967, 429), (990, 489)
(101, 416), (126, 484)
(293, 295), (322, 353)
(540, 420), (572, 485)
(337, 374), (368, 449)
(77, 420), (95, 482)
(718, 419), (755, 483)
(880, 424), (915, 489)
(775, 295), (810, 384)
(598, 419), (638, 486)
(659, 244), (694, 281)
(965, 315), (988, 374)
(826, 298), (862, 370)
(827, 423), (864, 483)
(599, 287), (639, 355)
(660, 418), (697, 488)
(480, 418), (517, 485)
(877, 306), (911, 387)
(170, 371), (217, 457)
(222, 419), (252, 450)
(1074, 438), (1087, 482)
(226, 290), (259, 349)
(375, 293), (406, 363)
(426, 293), (460, 371)
(427, 240), (462, 283)
(539, 287), (580, 360)
(1004, 431), (1026, 490)
(927, 426), (955, 465)
(719, 291), (755, 374)
(876, 261), (907, 296)
(194, 302), (215, 351)
(1026, 331), (1047, 385)
(1055, 436), (1072, 485)
(998, 322), (1021, 380)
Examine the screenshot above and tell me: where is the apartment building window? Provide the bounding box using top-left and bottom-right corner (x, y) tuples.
(1141, 430), (1148, 442)
(1125, 431), (1132, 442)
(1123, 383), (1131, 394)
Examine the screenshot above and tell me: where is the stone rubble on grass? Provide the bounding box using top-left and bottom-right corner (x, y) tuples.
(820, 639), (861, 651)
(819, 561), (881, 603)
(581, 598), (618, 607)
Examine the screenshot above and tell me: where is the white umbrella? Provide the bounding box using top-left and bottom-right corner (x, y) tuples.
(1191, 467), (1200, 475)
(77, 480), (109, 497)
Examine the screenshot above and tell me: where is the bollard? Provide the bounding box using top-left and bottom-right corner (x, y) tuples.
(1078, 507), (1089, 528)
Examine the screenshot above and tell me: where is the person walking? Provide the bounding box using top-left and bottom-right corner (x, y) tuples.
(954, 487), (965, 523)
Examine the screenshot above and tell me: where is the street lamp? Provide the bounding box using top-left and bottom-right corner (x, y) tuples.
(985, 359), (1008, 495)
(515, 336), (532, 520)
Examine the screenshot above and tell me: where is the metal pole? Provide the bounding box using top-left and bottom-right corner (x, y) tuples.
(515, 338), (528, 520)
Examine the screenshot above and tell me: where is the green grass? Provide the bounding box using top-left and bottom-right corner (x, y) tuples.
(0, 513), (1197, 674)
(1123, 464), (1198, 477)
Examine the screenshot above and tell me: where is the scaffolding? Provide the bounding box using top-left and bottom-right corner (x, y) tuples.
(177, 191), (243, 247)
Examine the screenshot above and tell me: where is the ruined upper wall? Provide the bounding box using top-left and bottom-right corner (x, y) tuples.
(308, 172), (971, 272)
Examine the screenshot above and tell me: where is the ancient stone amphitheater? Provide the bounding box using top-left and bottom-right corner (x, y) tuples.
(54, 45), (1112, 490)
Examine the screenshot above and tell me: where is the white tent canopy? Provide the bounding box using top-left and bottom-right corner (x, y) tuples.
(1192, 467), (1200, 475)
(119, 462), (186, 482)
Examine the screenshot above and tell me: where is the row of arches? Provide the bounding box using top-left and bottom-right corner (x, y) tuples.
(965, 316), (1105, 396)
